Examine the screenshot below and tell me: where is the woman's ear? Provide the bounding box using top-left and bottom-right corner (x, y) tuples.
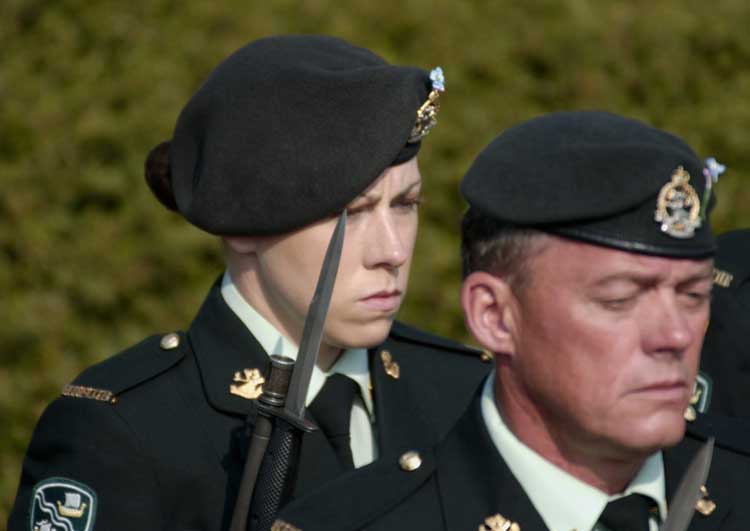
(223, 236), (259, 255)
(460, 271), (519, 357)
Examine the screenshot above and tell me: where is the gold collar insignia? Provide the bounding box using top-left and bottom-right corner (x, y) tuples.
(695, 485), (716, 516)
(479, 513), (521, 531)
(380, 350), (401, 379)
(229, 368), (265, 400)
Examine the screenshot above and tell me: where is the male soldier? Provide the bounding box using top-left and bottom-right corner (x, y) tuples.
(273, 111), (750, 530)
(698, 229), (750, 417)
(8, 36), (489, 531)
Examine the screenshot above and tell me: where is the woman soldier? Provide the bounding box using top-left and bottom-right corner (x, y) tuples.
(9, 35), (489, 531)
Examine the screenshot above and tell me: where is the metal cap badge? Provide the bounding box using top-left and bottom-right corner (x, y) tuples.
(408, 67), (445, 143)
(654, 166), (702, 239)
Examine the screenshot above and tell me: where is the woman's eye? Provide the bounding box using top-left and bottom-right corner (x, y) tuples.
(394, 197), (421, 210)
(346, 205), (368, 217)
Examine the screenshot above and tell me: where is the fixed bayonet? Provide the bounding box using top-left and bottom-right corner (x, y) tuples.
(660, 437), (714, 531)
(229, 211), (347, 531)
(284, 212), (347, 422)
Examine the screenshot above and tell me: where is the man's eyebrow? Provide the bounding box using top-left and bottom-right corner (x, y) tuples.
(679, 267), (715, 285)
(590, 272), (658, 288)
(591, 266), (715, 287)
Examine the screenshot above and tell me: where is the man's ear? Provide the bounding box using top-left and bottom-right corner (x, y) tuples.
(461, 271), (519, 357)
(223, 236), (259, 255)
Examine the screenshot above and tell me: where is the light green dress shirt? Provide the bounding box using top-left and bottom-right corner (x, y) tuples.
(221, 272), (377, 468)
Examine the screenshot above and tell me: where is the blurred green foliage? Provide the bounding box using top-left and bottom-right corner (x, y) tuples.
(2, 0), (749, 520)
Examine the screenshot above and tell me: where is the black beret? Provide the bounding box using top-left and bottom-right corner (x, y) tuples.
(461, 111), (717, 257)
(699, 229), (750, 417)
(162, 34), (439, 235)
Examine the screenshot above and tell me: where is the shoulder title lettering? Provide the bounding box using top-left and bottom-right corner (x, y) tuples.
(62, 384), (117, 404)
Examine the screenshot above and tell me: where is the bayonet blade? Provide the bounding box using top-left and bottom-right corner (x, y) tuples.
(661, 437), (714, 531)
(284, 211), (347, 421)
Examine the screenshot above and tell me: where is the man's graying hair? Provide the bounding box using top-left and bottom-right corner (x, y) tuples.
(461, 208), (549, 293)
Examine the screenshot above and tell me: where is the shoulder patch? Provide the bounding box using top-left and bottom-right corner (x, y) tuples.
(30, 477), (97, 531)
(72, 332), (186, 398)
(389, 321), (482, 356)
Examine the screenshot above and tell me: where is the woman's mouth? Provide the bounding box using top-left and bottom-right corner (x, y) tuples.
(360, 290), (402, 312)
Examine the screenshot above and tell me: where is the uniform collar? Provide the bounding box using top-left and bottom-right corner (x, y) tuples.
(480, 375), (667, 531)
(188, 277), (270, 416)
(221, 272), (374, 418)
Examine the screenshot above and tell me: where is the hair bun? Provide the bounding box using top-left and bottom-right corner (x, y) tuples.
(144, 141), (179, 212)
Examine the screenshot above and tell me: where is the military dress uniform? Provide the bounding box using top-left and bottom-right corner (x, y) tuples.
(8, 277), (489, 531)
(271, 112), (750, 531)
(698, 229), (750, 418)
(273, 377), (750, 531)
(8, 34), (488, 531)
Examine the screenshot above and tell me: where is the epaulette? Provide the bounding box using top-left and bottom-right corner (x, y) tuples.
(686, 411), (750, 456)
(61, 331), (187, 404)
(389, 320), (484, 358)
(713, 229), (750, 290)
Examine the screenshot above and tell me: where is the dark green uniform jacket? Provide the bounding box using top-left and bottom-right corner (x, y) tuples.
(8, 280), (490, 531)
(275, 382), (750, 531)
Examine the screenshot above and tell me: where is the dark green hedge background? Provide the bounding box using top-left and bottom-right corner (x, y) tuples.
(2, 0), (749, 520)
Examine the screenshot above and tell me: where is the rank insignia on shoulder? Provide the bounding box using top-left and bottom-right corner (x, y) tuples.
(654, 166), (702, 239)
(479, 513), (520, 531)
(713, 267), (734, 288)
(30, 477), (97, 531)
(229, 368), (265, 400)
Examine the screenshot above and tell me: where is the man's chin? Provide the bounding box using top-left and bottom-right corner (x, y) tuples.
(627, 413), (688, 452)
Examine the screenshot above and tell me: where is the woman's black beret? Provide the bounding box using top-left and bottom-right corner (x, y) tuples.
(158, 34), (438, 235)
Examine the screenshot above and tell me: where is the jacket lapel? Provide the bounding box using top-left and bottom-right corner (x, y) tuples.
(372, 325), (492, 455)
(437, 392), (550, 531)
(188, 278), (271, 418)
(663, 435), (731, 530)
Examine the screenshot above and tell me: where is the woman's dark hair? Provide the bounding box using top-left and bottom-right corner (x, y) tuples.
(144, 141), (179, 211)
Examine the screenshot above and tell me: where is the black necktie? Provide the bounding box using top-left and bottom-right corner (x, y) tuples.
(598, 494), (657, 531)
(307, 373), (359, 470)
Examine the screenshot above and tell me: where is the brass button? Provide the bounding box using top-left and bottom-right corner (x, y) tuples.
(480, 350), (494, 362)
(160, 332), (180, 350)
(399, 450), (422, 472)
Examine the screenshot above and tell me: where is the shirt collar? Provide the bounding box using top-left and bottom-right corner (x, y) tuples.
(480, 375), (667, 531)
(221, 271), (374, 417)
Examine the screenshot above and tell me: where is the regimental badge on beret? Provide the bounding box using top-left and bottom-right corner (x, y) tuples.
(409, 67), (445, 143)
(654, 166), (702, 239)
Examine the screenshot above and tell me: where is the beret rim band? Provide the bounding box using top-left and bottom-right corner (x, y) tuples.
(549, 227), (717, 258)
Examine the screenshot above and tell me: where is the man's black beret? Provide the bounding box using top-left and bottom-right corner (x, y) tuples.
(461, 111), (717, 257)
(700, 229), (750, 417)
(159, 35), (437, 235)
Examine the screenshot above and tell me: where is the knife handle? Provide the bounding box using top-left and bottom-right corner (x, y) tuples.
(248, 416), (302, 531)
